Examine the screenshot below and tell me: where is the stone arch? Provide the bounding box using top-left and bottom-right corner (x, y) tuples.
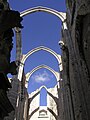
(15, 6), (67, 61)
(39, 86), (48, 106)
(22, 46), (62, 66)
(20, 6), (66, 22)
(39, 85), (48, 91)
(28, 85), (57, 105)
(16, 6), (66, 61)
(25, 64), (59, 84)
(28, 85), (58, 106)
(39, 85), (58, 105)
(28, 85), (58, 110)
(16, 8), (64, 81)
(19, 6), (65, 67)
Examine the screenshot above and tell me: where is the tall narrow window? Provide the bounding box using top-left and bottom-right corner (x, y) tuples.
(40, 87), (47, 106)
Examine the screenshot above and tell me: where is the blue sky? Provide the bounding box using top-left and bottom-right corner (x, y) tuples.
(9, 0), (66, 106)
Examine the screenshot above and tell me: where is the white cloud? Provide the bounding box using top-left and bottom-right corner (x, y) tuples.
(31, 70), (53, 83)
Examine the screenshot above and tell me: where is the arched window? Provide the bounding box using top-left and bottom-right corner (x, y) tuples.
(40, 87), (47, 106)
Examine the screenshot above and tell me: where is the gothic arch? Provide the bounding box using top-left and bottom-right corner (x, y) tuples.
(25, 64), (59, 83)
(16, 6), (66, 61)
(39, 85), (48, 91)
(28, 85), (57, 105)
(16, 7), (65, 81)
(20, 6), (66, 22)
(22, 46), (62, 65)
(39, 85), (58, 105)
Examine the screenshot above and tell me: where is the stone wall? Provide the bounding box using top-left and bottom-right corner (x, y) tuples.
(47, 86), (58, 120)
(60, 0), (90, 120)
(28, 90), (40, 120)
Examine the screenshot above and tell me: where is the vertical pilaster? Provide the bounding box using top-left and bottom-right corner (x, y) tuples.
(14, 27), (24, 120)
(15, 27), (22, 61)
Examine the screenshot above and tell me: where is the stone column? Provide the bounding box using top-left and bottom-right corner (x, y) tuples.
(59, 40), (75, 120)
(57, 75), (65, 120)
(23, 92), (29, 120)
(15, 27), (22, 61)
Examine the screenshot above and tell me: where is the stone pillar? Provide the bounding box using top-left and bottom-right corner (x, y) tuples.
(14, 27), (25, 120)
(23, 92), (29, 120)
(15, 27), (22, 61)
(6, 27), (23, 120)
(57, 77), (65, 120)
(59, 40), (75, 120)
(16, 70), (26, 120)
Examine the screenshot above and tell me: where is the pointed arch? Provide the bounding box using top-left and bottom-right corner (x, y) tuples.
(25, 64), (59, 83)
(22, 46), (62, 66)
(20, 6), (66, 22)
(39, 85), (48, 91)
(39, 86), (58, 105)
